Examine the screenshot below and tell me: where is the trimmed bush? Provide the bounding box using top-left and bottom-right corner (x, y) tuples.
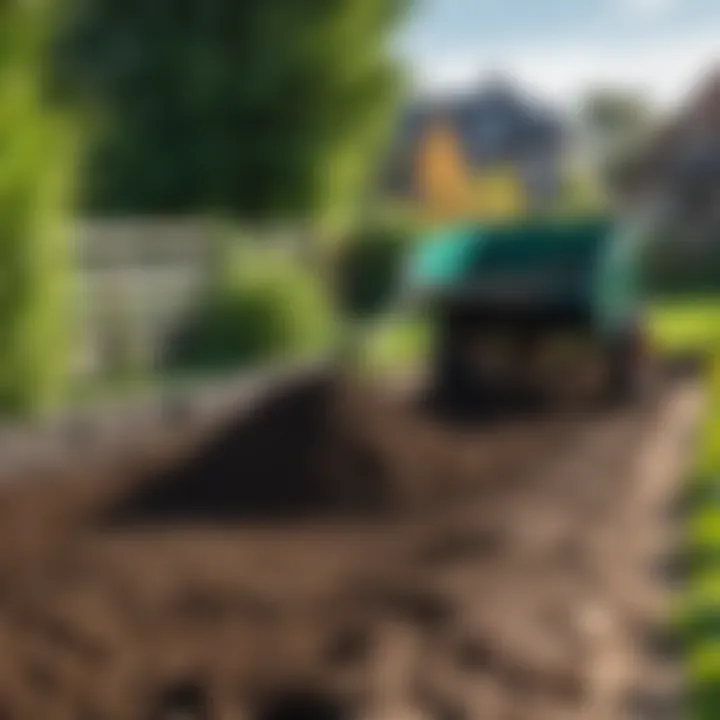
(640, 224), (720, 296)
(646, 244), (720, 296)
(174, 247), (334, 371)
(336, 219), (417, 320)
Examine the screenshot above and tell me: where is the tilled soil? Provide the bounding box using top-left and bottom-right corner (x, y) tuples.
(0, 370), (703, 720)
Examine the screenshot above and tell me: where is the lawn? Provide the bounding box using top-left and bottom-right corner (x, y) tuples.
(650, 297), (720, 355)
(358, 316), (431, 373)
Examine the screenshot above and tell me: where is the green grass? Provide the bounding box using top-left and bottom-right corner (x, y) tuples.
(359, 317), (431, 373)
(650, 297), (720, 354)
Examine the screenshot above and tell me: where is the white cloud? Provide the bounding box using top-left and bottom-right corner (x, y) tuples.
(410, 33), (720, 112)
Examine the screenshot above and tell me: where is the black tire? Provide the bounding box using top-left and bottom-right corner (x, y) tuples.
(431, 304), (490, 413)
(433, 325), (472, 407)
(603, 326), (656, 407)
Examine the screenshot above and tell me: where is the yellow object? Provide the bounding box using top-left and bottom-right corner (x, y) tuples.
(473, 167), (526, 219)
(412, 121), (527, 222)
(415, 120), (472, 222)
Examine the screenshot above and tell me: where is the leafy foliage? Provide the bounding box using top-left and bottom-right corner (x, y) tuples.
(581, 88), (654, 149)
(645, 230), (720, 296)
(580, 88), (657, 191)
(682, 355), (720, 720)
(174, 246), (334, 371)
(0, 1), (78, 415)
(54, 0), (409, 226)
(336, 217), (418, 319)
(555, 161), (607, 217)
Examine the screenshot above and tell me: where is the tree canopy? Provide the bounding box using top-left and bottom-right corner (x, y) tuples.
(54, 0), (410, 226)
(580, 88), (656, 161)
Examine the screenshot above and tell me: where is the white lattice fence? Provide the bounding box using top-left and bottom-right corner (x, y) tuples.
(73, 219), (217, 379)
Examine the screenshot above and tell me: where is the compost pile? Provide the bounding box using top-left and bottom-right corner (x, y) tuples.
(0, 369), (697, 720)
(101, 372), (590, 524)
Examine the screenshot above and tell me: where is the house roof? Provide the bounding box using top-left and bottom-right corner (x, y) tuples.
(384, 79), (567, 197)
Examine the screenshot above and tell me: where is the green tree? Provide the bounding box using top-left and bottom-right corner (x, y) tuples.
(0, 1), (78, 415)
(54, 0), (409, 232)
(581, 88), (654, 150)
(555, 158), (607, 217)
(580, 88), (656, 189)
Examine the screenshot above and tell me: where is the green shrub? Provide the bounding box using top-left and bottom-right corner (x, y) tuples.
(337, 219), (417, 320)
(176, 248), (334, 371)
(0, 4), (78, 417)
(684, 355), (720, 720)
(645, 230), (720, 296)
(357, 316), (431, 373)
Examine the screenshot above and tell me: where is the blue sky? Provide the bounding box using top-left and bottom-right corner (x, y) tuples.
(397, 0), (720, 107)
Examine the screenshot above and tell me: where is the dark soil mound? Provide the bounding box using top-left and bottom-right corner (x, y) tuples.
(101, 370), (591, 526)
(103, 373), (404, 524)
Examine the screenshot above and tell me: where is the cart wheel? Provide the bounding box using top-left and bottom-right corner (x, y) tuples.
(433, 333), (471, 407)
(604, 327), (656, 407)
(432, 313), (476, 409)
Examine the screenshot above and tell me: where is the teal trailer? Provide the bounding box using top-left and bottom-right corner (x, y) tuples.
(404, 217), (654, 407)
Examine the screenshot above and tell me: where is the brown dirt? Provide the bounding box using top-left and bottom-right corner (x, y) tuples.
(0, 369), (702, 720)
